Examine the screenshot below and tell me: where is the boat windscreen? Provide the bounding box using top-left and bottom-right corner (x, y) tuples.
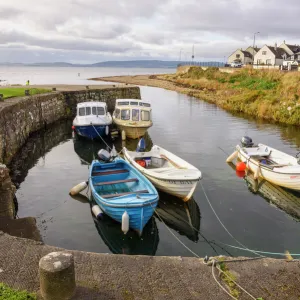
(118, 101), (129, 106)
(79, 107), (85, 116)
(130, 101), (139, 106)
(141, 110), (150, 121)
(92, 107), (105, 115)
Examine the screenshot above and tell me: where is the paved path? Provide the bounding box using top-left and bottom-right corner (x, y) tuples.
(1, 232), (300, 299)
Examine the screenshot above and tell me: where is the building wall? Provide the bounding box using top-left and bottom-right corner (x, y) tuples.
(228, 50), (245, 64)
(254, 45), (276, 65)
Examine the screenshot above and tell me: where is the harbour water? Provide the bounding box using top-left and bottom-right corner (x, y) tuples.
(8, 67), (300, 258)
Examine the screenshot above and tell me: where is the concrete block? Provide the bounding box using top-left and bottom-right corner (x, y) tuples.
(39, 251), (76, 300)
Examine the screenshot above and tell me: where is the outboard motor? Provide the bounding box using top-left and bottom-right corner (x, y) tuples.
(97, 149), (111, 162)
(136, 137), (146, 152)
(241, 136), (254, 148)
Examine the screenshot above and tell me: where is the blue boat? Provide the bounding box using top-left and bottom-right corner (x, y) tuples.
(73, 101), (112, 140)
(89, 157), (159, 234)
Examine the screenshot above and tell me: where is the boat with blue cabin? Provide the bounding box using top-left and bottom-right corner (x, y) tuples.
(89, 153), (159, 235)
(73, 101), (112, 139)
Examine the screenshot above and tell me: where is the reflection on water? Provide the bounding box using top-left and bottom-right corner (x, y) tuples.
(73, 131), (154, 165)
(245, 172), (300, 221)
(155, 192), (201, 242)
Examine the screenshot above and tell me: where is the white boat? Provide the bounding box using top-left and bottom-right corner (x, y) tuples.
(123, 145), (202, 202)
(228, 136), (300, 191)
(112, 99), (152, 139)
(73, 102), (112, 140)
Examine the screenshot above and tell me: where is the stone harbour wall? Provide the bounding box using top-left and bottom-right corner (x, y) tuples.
(0, 86), (140, 164)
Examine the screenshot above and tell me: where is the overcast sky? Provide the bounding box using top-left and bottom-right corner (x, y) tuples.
(0, 0), (299, 63)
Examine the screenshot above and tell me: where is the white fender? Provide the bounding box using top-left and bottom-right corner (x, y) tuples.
(226, 151), (238, 163)
(69, 181), (88, 196)
(254, 166), (260, 180)
(121, 130), (126, 141)
(122, 211), (129, 234)
(92, 205), (103, 219)
(105, 125), (109, 136)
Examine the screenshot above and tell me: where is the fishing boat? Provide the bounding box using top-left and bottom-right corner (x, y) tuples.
(123, 143), (202, 201)
(112, 99), (152, 139)
(227, 136), (300, 191)
(73, 101), (112, 140)
(89, 155), (159, 235)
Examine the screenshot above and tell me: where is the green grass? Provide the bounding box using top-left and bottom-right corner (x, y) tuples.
(0, 283), (36, 299)
(0, 88), (51, 99)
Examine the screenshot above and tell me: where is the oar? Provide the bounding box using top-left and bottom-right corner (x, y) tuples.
(160, 154), (186, 169)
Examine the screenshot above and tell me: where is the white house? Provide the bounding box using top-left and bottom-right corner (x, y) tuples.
(228, 46), (260, 65)
(254, 44), (288, 66)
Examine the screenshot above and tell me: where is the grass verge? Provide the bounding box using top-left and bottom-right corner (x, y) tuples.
(0, 88), (51, 99)
(0, 283), (36, 299)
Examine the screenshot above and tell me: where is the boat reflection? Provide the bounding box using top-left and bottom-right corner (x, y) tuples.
(73, 131), (153, 165)
(228, 162), (300, 220)
(245, 172), (300, 220)
(155, 192), (201, 242)
(92, 213), (159, 255)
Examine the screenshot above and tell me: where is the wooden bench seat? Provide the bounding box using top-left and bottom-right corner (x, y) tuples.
(102, 190), (149, 199)
(94, 178), (138, 186)
(92, 169), (129, 176)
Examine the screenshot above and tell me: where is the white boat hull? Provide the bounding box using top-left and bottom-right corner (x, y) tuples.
(123, 145), (202, 202)
(237, 144), (300, 191)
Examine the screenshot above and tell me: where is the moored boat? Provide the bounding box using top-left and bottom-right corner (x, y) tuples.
(112, 99), (152, 139)
(228, 136), (300, 191)
(89, 156), (159, 235)
(73, 101), (112, 140)
(123, 144), (202, 201)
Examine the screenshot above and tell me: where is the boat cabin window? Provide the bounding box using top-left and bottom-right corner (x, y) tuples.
(141, 110), (150, 121)
(79, 107), (86, 116)
(121, 109), (130, 120)
(140, 102), (151, 107)
(92, 107), (105, 115)
(132, 109), (139, 121)
(130, 101), (138, 106)
(118, 101), (129, 106)
(86, 107), (91, 115)
(115, 108), (120, 119)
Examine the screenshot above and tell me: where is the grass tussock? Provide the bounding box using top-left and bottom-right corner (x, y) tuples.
(160, 66), (300, 125)
(0, 283), (36, 299)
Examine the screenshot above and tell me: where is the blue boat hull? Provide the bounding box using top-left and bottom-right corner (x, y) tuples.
(89, 158), (159, 234)
(75, 125), (108, 139)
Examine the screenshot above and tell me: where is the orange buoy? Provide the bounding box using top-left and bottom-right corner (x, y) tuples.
(136, 160), (146, 168)
(72, 125), (75, 130)
(236, 170), (245, 178)
(236, 161), (246, 172)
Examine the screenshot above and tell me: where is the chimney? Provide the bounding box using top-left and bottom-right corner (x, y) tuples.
(274, 42), (277, 50)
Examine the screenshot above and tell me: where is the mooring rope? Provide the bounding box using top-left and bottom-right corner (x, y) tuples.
(91, 124), (112, 150)
(200, 181), (265, 258)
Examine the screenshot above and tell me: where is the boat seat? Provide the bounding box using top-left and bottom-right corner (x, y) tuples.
(94, 178), (138, 186)
(244, 146), (271, 157)
(102, 189), (149, 199)
(92, 169), (129, 176)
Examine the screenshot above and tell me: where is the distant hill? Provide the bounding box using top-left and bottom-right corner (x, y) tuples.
(0, 60), (224, 68)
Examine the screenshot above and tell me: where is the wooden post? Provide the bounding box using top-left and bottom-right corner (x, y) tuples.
(39, 251), (76, 300)
(25, 90), (30, 96)
(0, 94), (3, 102)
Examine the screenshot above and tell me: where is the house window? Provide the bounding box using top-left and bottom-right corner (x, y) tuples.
(257, 59), (262, 64)
(266, 59), (271, 65)
(236, 54), (240, 58)
(262, 51), (267, 55)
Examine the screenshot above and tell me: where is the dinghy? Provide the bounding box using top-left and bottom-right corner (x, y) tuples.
(123, 144), (202, 201)
(89, 152), (159, 235)
(228, 136), (300, 191)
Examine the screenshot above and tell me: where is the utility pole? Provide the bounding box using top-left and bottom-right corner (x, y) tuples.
(191, 44), (195, 65)
(252, 32), (260, 68)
